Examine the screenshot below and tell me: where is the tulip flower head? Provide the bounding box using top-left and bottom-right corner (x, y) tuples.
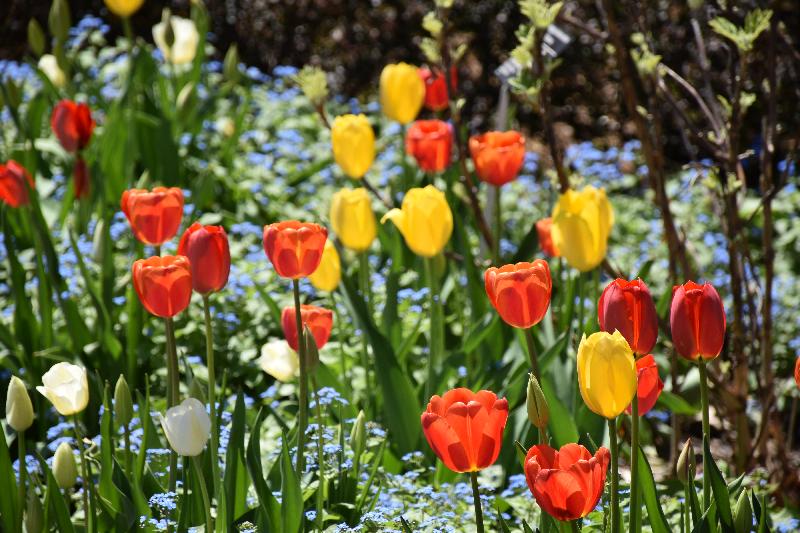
(795, 357), (800, 390)
(263, 221), (328, 279)
(535, 218), (560, 257)
(37, 362), (89, 416)
(53, 442), (78, 489)
(625, 354), (664, 415)
(259, 339), (299, 382)
(484, 260), (552, 329)
(38, 54), (66, 88)
(51, 100), (95, 153)
(405, 120), (453, 173)
(598, 278), (658, 355)
(330, 188), (377, 252)
(0, 160), (34, 208)
(178, 223), (231, 294)
(524, 443), (610, 521)
(309, 240), (341, 292)
(121, 187), (184, 246)
(381, 185), (453, 258)
(380, 62), (425, 124)
(161, 398), (211, 457)
(152, 16), (199, 65)
(468, 131), (526, 186)
(577, 331), (637, 419)
(670, 281), (726, 361)
(104, 0), (144, 17)
(6, 376), (34, 432)
(132, 255), (192, 318)
(551, 185), (614, 272)
(281, 305), (334, 352)
(418, 66), (456, 111)
(331, 114), (375, 179)
(421, 388), (509, 473)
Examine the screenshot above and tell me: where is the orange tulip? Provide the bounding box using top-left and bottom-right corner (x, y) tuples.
(178, 223), (230, 294)
(51, 100), (95, 153)
(484, 260), (552, 329)
(418, 67), (456, 112)
(421, 388), (508, 473)
(263, 221), (327, 279)
(0, 160), (34, 208)
(795, 357), (800, 390)
(121, 187), (184, 246)
(524, 443), (610, 522)
(405, 120), (452, 173)
(625, 354), (664, 415)
(670, 281), (726, 361)
(468, 131), (525, 186)
(535, 218), (559, 257)
(598, 278), (658, 356)
(132, 255), (192, 318)
(281, 305), (333, 352)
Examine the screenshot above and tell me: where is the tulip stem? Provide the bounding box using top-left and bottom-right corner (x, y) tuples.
(469, 471), (485, 533)
(293, 278), (309, 477)
(72, 416), (95, 533)
(607, 417), (620, 533)
(330, 292), (350, 397)
(192, 456), (213, 532)
(683, 481), (692, 532)
(357, 252), (374, 414)
(164, 317), (180, 493)
(630, 396), (641, 533)
(202, 294), (221, 512)
(493, 185), (501, 261)
(698, 359), (710, 511)
(123, 421), (133, 478)
(312, 379), (325, 533)
(524, 327), (542, 381)
(17, 430), (26, 531)
(424, 257), (444, 402)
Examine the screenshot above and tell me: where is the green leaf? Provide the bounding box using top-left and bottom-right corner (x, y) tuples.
(223, 392), (250, 526)
(703, 436), (733, 530)
(0, 428), (19, 531)
(541, 378), (578, 446)
(656, 391), (700, 415)
(245, 409), (281, 530)
(636, 445), (671, 533)
(280, 435), (302, 533)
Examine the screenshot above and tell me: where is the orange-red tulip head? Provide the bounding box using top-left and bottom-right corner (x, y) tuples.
(468, 131), (526, 187)
(51, 100), (95, 153)
(670, 281), (726, 361)
(626, 354), (664, 416)
(406, 120), (452, 173)
(484, 260), (552, 329)
(598, 278), (658, 355)
(418, 67), (456, 111)
(263, 221), (328, 279)
(281, 305), (333, 352)
(0, 160), (34, 208)
(535, 218), (560, 257)
(121, 187), (184, 246)
(795, 357), (800, 390)
(132, 255), (192, 318)
(178, 223), (231, 294)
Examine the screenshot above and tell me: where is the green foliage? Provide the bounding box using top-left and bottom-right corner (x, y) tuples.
(709, 9), (771, 53)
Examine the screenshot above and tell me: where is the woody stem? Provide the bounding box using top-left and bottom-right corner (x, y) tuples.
(524, 327), (541, 381)
(293, 278), (309, 476)
(698, 359), (710, 511)
(469, 471), (485, 533)
(608, 417), (620, 533)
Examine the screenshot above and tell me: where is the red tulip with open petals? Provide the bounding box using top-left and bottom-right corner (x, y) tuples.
(670, 281), (726, 361)
(263, 221), (327, 279)
(132, 255), (192, 318)
(485, 260), (552, 329)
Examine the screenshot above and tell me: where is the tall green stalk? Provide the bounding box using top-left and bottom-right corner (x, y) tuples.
(523, 327), (541, 381)
(608, 417), (620, 533)
(424, 257), (444, 401)
(698, 359), (710, 510)
(292, 278), (309, 476)
(17, 430), (26, 531)
(202, 295), (221, 512)
(73, 416), (95, 533)
(164, 317), (180, 493)
(312, 379), (325, 532)
(469, 471), (485, 533)
(630, 395), (641, 533)
(358, 252), (373, 413)
(192, 456), (213, 532)
(493, 185), (501, 262)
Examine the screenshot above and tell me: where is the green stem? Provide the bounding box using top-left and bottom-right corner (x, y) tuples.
(18, 430), (26, 531)
(358, 253), (374, 414)
(469, 471), (485, 533)
(202, 294), (221, 512)
(493, 185), (501, 262)
(123, 422), (133, 478)
(330, 292), (350, 397)
(192, 456), (213, 532)
(698, 360), (710, 511)
(293, 278), (309, 476)
(312, 379), (325, 532)
(608, 417), (620, 533)
(630, 395), (640, 533)
(424, 257), (444, 402)
(683, 480), (691, 532)
(73, 416), (94, 533)
(164, 317), (180, 493)
(523, 327), (541, 381)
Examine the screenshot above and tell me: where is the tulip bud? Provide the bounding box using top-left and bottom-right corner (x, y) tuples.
(331, 114), (375, 179)
(153, 15), (199, 65)
(526, 374), (549, 429)
(161, 9), (175, 48)
(26, 489), (44, 533)
(350, 410), (366, 463)
(380, 63), (425, 124)
(303, 325), (320, 373)
(53, 441), (78, 489)
(6, 376), (34, 432)
(733, 489), (754, 533)
(161, 398), (211, 457)
(189, 378), (206, 404)
(114, 375), (133, 428)
(676, 438), (695, 484)
(48, 0), (71, 42)
(28, 19), (46, 57)
(223, 45), (240, 83)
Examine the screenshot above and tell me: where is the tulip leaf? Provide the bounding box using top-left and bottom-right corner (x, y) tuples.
(656, 391), (700, 415)
(245, 408), (281, 530)
(541, 378), (578, 446)
(703, 436), (734, 530)
(636, 444), (671, 533)
(400, 516), (414, 533)
(463, 314), (499, 354)
(280, 434), (302, 533)
(223, 392), (250, 525)
(0, 428), (19, 532)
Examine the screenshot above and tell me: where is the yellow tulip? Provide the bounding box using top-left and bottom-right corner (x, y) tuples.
(309, 240), (341, 292)
(104, 0), (144, 17)
(380, 63), (425, 124)
(332, 114), (375, 179)
(551, 185), (614, 272)
(330, 188), (376, 252)
(577, 331), (637, 419)
(381, 185), (452, 257)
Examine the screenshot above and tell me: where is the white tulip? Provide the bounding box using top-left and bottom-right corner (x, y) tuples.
(36, 363), (89, 416)
(38, 54), (66, 88)
(53, 441), (78, 489)
(161, 398), (211, 457)
(6, 376), (34, 432)
(259, 339), (299, 382)
(152, 16), (199, 65)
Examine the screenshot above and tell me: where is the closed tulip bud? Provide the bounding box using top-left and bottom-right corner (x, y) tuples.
(178, 223), (231, 294)
(48, 0), (71, 41)
(104, 0), (144, 18)
(37, 54), (66, 88)
(526, 374), (549, 429)
(6, 376), (34, 432)
(332, 114), (375, 179)
(676, 438), (695, 484)
(551, 185), (614, 272)
(132, 256), (192, 318)
(381, 185), (453, 258)
(625, 354), (664, 416)
(670, 281), (726, 361)
(577, 331), (637, 419)
(418, 67), (455, 112)
(28, 19), (46, 57)
(734, 489), (754, 533)
(302, 325), (320, 372)
(114, 375), (133, 428)
(281, 305), (333, 352)
(330, 188), (376, 252)
(53, 442), (78, 489)
(0, 160), (34, 208)
(51, 100), (94, 153)
(120, 187), (184, 246)
(469, 131), (526, 186)
(406, 120), (453, 173)
(161, 398), (211, 457)
(485, 260), (552, 329)
(152, 16), (199, 65)
(259, 339), (299, 382)
(223, 45), (240, 83)
(26, 489), (44, 533)
(309, 240), (341, 292)
(349, 410), (367, 460)
(188, 377), (206, 403)
(37, 363), (89, 416)
(380, 63), (425, 124)
(535, 218), (559, 257)
(598, 278), (658, 355)
(263, 221), (328, 279)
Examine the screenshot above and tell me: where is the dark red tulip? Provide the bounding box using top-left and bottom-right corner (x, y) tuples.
(178, 223), (231, 294)
(263, 221), (328, 279)
(51, 100), (94, 153)
(0, 160), (34, 208)
(405, 120), (452, 173)
(670, 281), (726, 361)
(598, 278), (658, 355)
(626, 354), (664, 416)
(132, 255), (192, 318)
(281, 305), (333, 352)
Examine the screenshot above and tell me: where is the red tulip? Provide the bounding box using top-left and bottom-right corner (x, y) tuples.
(468, 131), (525, 186)
(421, 388), (508, 473)
(524, 443), (610, 522)
(485, 260), (552, 329)
(535, 218), (559, 257)
(418, 67), (456, 111)
(625, 354), (664, 415)
(178, 223), (230, 294)
(405, 120), (452, 173)
(0, 160), (34, 208)
(670, 281), (726, 361)
(795, 357), (800, 390)
(281, 305), (333, 352)
(598, 278), (658, 355)
(120, 187), (184, 246)
(263, 221), (327, 279)
(73, 157), (89, 199)
(132, 255), (192, 318)
(51, 100), (94, 153)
